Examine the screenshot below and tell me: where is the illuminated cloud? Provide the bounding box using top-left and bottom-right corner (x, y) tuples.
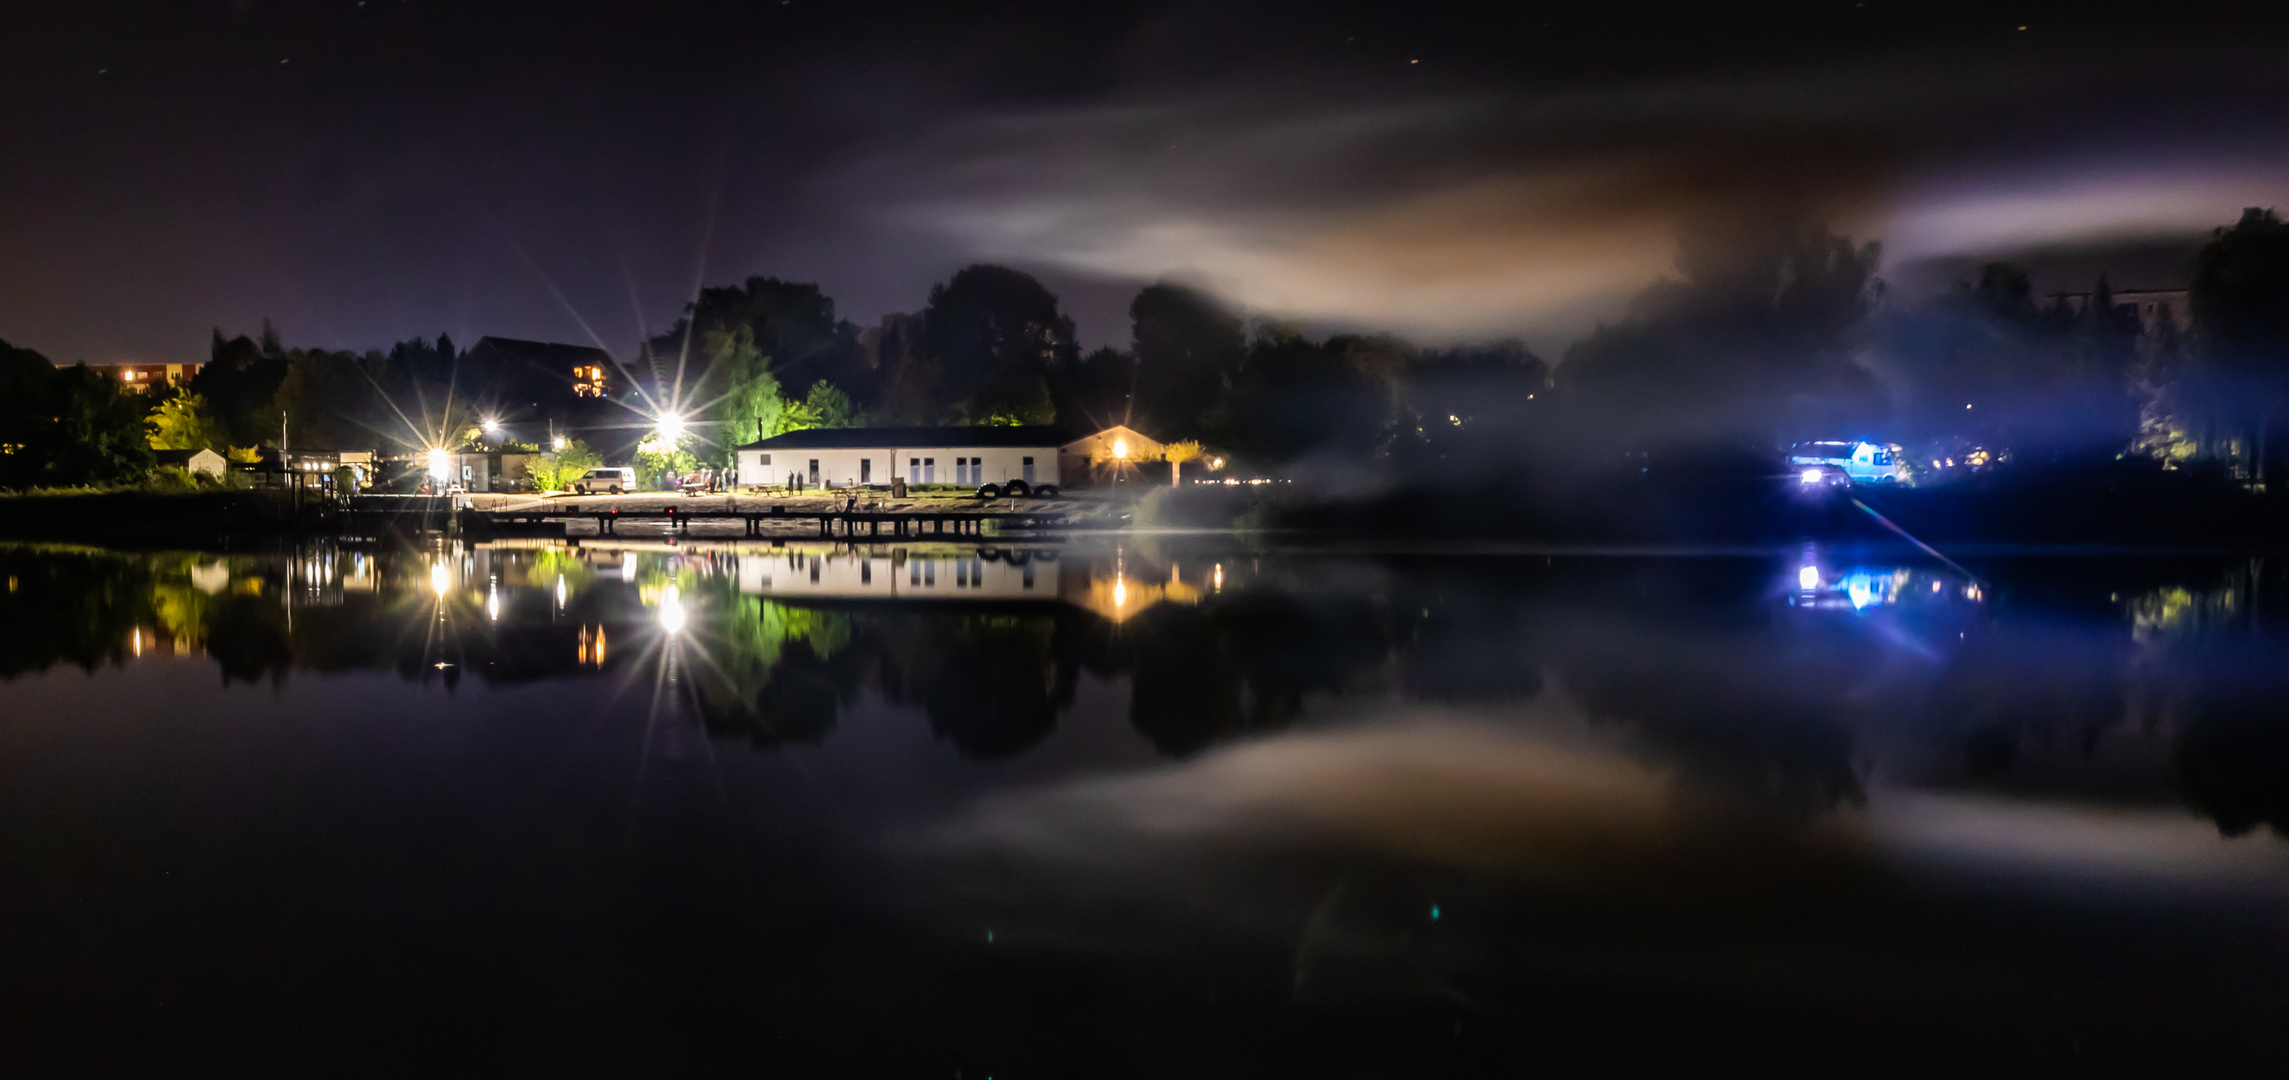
(1884, 163), (2289, 261)
(853, 58), (2289, 343)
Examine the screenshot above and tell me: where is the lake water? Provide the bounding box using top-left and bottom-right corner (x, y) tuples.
(4, 537), (2288, 1074)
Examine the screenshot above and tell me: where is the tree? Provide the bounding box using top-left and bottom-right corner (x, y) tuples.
(1054, 344), (1137, 430)
(0, 343), (153, 488)
(1130, 283), (1245, 440)
(1869, 263), (2141, 464)
(2190, 207), (2289, 484)
(704, 327), (792, 449)
(654, 277), (863, 406)
(1390, 340), (1549, 477)
(46, 365), (155, 485)
(192, 329), (290, 448)
(803, 382), (856, 429)
(921, 264), (1074, 425)
(1559, 209), (1883, 447)
(1218, 327), (1405, 471)
(1163, 440), (1204, 485)
(147, 391), (227, 451)
(528, 439), (599, 492)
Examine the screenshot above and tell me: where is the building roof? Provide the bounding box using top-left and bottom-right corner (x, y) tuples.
(466, 336), (614, 367)
(153, 448), (223, 464)
(737, 425), (1072, 451)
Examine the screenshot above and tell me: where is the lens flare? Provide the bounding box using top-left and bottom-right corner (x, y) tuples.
(430, 560), (451, 598)
(657, 584), (687, 634)
(427, 448), (450, 480)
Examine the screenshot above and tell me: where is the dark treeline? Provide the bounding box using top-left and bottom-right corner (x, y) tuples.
(0, 339), (155, 487)
(649, 205), (2289, 503)
(8, 206), (2289, 504)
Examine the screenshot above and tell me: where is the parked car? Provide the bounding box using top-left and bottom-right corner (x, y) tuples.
(1786, 441), (1902, 485)
(571, 467), (635, 495)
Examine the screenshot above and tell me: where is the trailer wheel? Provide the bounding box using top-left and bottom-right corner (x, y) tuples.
(1031, 484), (1059, 498)
(976, 483), (1003, 499)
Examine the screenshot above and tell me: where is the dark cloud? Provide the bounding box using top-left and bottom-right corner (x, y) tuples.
(2, 1), (2287, 360)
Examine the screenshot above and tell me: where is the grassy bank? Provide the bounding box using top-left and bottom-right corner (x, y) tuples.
(0, 488), (318, 545)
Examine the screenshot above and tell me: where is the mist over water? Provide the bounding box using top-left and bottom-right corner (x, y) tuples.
(4, 538), (2289, 1073)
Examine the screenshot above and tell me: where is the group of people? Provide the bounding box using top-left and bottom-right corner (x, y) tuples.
(668, 466), (728, 494)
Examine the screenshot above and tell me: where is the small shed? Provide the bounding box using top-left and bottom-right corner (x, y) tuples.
(1058, 424), (1168, 487)
(154, 448), (227, 481)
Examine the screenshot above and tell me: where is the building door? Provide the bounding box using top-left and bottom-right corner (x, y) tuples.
(808, 459), (820, 485)
(1022, 456), (1035, 484)
(860, 458), (871, 484)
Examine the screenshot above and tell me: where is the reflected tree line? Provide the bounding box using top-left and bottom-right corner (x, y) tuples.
(7, 544), (2289, 839)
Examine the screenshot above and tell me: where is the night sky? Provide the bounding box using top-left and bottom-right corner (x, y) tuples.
(5, 0), (2287, 364)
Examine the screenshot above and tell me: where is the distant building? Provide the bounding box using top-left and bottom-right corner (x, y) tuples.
(464, 336), (616, 401)
(87, 361), (201, 387)
(442, 450), (538, 493)
(735, 426), (1070, 490)
(1058, 423), (1166, 486)
(731, 423), (1179, 491)
(2049, 288), (2190, 332)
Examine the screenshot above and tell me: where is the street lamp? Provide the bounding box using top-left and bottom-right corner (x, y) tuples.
(1111, 438), (1129, 461)
(481, 417), (501, 436)
(552, 436), (568, 451)
(426, 448), (450, 480)
(656, 413), (685, 444)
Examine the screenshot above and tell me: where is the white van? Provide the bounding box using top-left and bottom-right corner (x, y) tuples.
(1788, 441), (1901, 485)
(571, 467), (636, 495)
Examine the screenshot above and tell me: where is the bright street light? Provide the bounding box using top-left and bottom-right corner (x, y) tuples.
(552, 436), (567, 451)
(481, 417), (501, 435)
(656, 413), (685, 444)
(426, 448), (450, 480)
(1111, 438), (1129, 461)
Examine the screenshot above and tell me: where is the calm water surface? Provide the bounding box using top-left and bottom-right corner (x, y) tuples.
(4, 537), (2289, 1074)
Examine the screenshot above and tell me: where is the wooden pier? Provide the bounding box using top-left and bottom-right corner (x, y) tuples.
(460, 503), (1066, 540)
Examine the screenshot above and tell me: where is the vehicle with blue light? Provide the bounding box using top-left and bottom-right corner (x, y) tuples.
(1787, 440), (1902, 486)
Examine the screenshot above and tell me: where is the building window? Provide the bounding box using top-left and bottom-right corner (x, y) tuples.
(924, 457), (934, 484)
(759, 453), (771, 466)
(909, 457), (920, 484)
(955, 457), (968, 486)
(808, 459), (820, 484)
(1022, 456), (1035, 484)
(860, 458), (871, 484)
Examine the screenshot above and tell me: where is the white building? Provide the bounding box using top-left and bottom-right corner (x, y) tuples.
(734, 425), (1068, 492)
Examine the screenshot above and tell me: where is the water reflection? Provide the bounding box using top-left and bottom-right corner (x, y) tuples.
(11, 540), (2289, 1068)
(4, 541), (2289, 845)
